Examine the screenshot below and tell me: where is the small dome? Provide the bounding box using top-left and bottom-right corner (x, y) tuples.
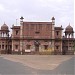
(65, 24), (73, 32)
(20, 16), (24, 20)
(51, 17), (55, 20)
(1, 23), (9, 30)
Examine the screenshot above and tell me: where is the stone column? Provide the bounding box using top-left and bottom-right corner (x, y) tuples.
(65, 33), (67, 38)
(12, 40), (14, 53)
(20, 17), (24, 54)
(61, 40), (62, 54)
(71, 33), (74, 38)
(51, 17), (55, 53)
(68, 34), (70, 38)
(20, 25), (23, 52)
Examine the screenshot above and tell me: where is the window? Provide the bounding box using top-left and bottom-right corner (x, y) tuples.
(15, 45), (18, 49)
(56, 31), (59, 35)
(16, 30), (18, 35)
(2, 42), (4, 43)
(0, 45), (1, 49)
(2, 45), (4, 49)
(56, 46), (59, 49)
(10, 45), (12, 49)
(44, 45), (48, 50)
(69, 46), (71, 50)
(35, 32), (40, 34)
(26, 45), (31, 49)
(6, 45), (7, 49)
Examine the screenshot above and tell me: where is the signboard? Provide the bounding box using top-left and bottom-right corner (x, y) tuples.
(25, 49), (31, 52)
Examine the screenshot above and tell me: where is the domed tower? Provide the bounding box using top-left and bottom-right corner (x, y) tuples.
(51, 16), (55, 25)
(64, 24), (74, 38)
(0, 23), (9, 37)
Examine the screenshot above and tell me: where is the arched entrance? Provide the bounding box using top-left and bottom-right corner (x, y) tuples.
(35, 45), (39, 52)
(62, 50), (66, 55)
(62, 46), (68, 55)
(34, 40), (40, 53)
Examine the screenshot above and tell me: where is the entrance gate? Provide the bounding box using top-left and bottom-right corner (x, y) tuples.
(34, 40), (40, 53)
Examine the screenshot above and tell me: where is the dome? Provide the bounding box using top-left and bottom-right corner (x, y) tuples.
(65, 24), (73, 32)
(1, 23), (9, 30)
(51, 17), (55, 20)
(20, 16), (24, 20)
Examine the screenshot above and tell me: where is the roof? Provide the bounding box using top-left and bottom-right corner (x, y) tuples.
(11, 26), (20, 29)
(20, 16), (24, 20)
(55, 27), (63, 30)
(23, 22), (52, 25)
(51, 17), (55, 20)
(65, 24), (74, 32)
(1, 23), (9, 30)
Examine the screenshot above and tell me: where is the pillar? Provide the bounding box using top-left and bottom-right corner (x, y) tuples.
(68, 34), (70, 38)
(51, 17), (55, 53)
(12, 40), (14, 53)
(65, 33), (67, 38)
(20, 17), (24, 54)
(71, 33), (74, 38)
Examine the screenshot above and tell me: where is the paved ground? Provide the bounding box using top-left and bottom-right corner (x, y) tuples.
(0, 55), (74, 75)
(0, 57), (36, 75)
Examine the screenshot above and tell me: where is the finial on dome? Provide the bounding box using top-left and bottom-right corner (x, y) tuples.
(51, 16), (55, 20)
(20, 16), (24, 20)
(20, 16), (24, 22)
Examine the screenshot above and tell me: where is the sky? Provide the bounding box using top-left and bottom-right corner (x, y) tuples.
(0, 0), (74, 35)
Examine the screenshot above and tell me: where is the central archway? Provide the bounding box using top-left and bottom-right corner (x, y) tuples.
(34, 40), (40, 53)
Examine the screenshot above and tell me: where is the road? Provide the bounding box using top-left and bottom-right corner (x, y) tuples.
(0, 55), (74, 75)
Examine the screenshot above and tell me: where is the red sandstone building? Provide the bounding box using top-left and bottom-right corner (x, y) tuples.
(0, 17), (74, 55)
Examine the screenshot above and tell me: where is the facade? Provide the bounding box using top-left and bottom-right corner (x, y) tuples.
(0, 17), (74, 55)
(62, 25), (74, 55)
